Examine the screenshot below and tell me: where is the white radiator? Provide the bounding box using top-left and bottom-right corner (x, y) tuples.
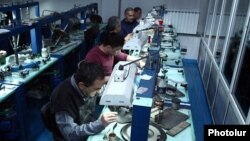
(164, 9), (200, 34)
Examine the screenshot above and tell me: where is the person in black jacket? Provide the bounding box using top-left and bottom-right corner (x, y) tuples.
(84, 14), (103, 55)
(120, 7), (138, 39)
(49, 61), (117, 141)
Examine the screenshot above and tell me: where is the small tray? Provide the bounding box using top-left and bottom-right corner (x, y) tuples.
(120, 122), (166, 141)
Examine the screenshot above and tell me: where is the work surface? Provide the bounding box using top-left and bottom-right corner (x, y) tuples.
(87, 106), (195, 141)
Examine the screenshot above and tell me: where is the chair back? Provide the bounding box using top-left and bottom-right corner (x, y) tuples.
(41, 102), (52, 131)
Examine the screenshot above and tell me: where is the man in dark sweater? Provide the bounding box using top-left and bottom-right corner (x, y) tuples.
(49, 61), (118, 141)
(120, 7), (139, 39)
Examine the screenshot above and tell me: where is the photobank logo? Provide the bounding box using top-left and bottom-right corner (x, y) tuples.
(204, 125), (250, 141)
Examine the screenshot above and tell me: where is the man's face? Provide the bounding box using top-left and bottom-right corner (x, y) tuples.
(113, 23), (121, 33)
(80, 78), (106, 97)
(134, 11), (142, 20)
(125, 10), (135, 23)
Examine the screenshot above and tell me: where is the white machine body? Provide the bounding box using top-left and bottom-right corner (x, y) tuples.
(123, 32), (147, 52)
(99, 61), (137, 106)
(123, 16), (156, 51)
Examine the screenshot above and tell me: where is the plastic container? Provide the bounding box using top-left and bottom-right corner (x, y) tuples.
(41, 48), (49, 58)
(172, 98), (181, 110)
(157, 78), (167, 94)
(0, 50), (7, 65)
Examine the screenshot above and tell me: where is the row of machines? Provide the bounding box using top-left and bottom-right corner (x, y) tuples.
(0, 2), (98, 141)
(88, 6), (194, 141)
(0, 30), (88, 141)
(0, 31), (84, 141)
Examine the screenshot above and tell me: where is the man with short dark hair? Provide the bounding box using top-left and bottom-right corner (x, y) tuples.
(120, 7), (138, 39)
(99, 16), (121, 44)
(100, 16), (132, 43)
(85, 32), (145, 81)
(134, 7), (142, 22)
(84, 14), (103, 55)
(106, 16), (121, 33)
(49, 61), (118, 141)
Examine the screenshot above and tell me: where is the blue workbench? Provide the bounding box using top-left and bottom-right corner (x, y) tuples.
(0, 83), (19, 103)
(1, 56), (58, 84)
(87, 106), (195, 141)
(0, 56), (58, 141)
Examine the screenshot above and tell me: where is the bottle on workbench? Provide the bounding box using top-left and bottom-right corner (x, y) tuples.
(41, 40), (49, 58)
(157, 76), (167, 94)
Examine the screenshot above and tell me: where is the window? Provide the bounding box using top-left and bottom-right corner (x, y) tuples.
(204, 0), (216, 44)
(203, 54), (212, 89)
(222, 0), (249, 85)
(198, 42), (206, 73)
(207, 63), (218, 108)
(233, 22), (250, 120)
(224, 103), (240, 124)
(209, 0), (224, 52)
(214, 0), (234, 65)
(212, 80), (228, 124)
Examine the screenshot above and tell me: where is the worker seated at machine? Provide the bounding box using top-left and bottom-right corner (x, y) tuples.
(51, 25), (70, 46)
(41, 61), (118, 141)
(85, 32), (145, 82)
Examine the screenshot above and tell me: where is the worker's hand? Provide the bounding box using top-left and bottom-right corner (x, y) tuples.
(101, 112), (118, 127)
(104, 76), (110, 83)
(125, 33), (133, 42)
(139, 60), (145, 68)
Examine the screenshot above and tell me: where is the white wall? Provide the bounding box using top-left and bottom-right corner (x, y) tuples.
(101, 0), (119, 22)
(0, 0), (101, 13)
(0, 0), (11, 4)
(0, 0), (102, 21)
(37, 0), (102, 18)
(0, 0), (207, 59)
(178, 35), (201, 60)
(117, 0), (207, 60)
(1, 0), (209, 32)
(120, 0), (165, 18)
(118, 0), (209, 34)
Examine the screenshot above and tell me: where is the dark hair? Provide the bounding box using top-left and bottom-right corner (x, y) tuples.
(74, 61), (105, 87)
(101, 32), (124, 49)
(107, 16), (120, 32)
(124, 7), (134, 15)
(84, 23), (100, 40)
(134, 7), (142, 12)
(89, 14), (102, 24)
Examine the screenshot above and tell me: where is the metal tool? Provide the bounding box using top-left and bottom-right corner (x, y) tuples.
(0, 83), (5, 91)
(112, 123), (118, 132)
(11, 36), (19, 65)
(54, 24), (69, 46)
